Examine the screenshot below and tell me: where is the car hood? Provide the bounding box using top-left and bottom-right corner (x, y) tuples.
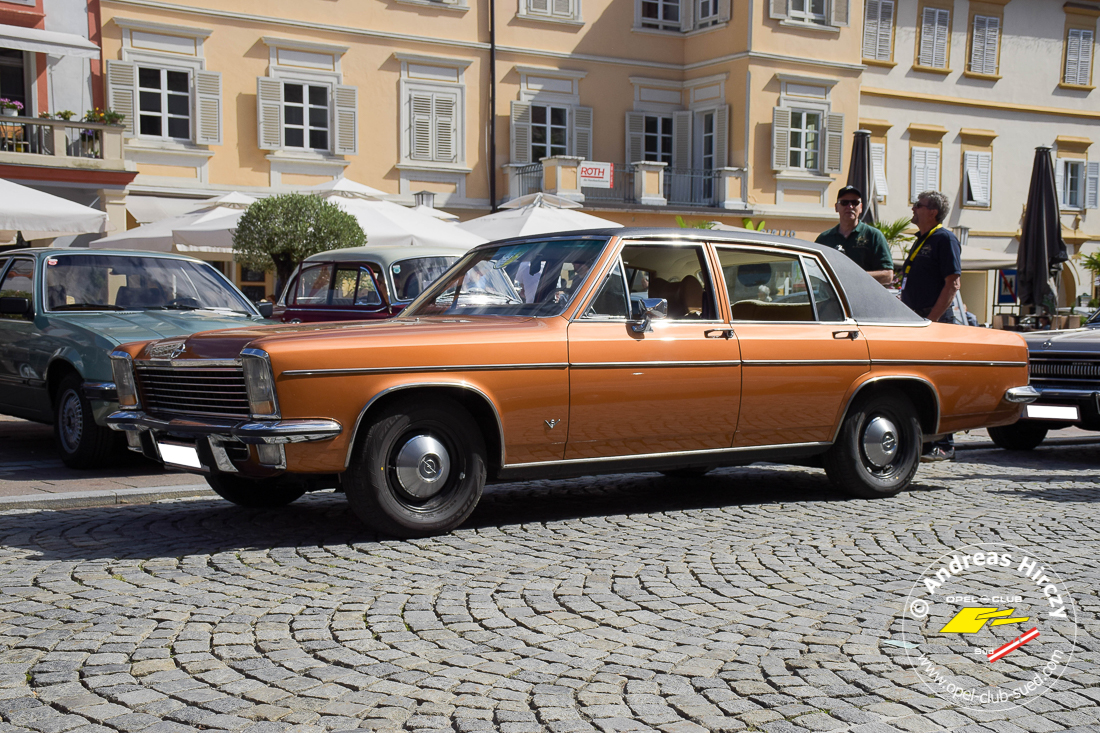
(1022, 326), (1100, 354)
(50, 310), (268, 346)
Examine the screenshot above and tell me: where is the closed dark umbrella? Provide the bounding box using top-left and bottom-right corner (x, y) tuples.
(846, 129), (879, 224)
(1016, 146), (1067, 313)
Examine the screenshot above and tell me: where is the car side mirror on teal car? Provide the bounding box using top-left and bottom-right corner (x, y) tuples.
(256, 301), (274, 319)
(0, 297), (31, 317)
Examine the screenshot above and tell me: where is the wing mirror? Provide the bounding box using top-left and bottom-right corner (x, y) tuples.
(0, 297), (31, 317)
(256, 302), (274, 319)
(630, 297), (667, 333)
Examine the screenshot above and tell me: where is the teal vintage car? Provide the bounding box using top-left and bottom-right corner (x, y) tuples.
(0, 248), (272, 468)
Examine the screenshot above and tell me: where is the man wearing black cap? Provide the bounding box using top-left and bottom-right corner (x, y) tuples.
(815, 185), (894, 285)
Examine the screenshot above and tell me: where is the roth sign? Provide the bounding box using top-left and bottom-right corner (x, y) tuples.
(579, 161), (614, 189)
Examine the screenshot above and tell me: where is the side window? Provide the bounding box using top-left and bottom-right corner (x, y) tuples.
(618, 244), (717, 320)
(0, 258), (34, 319)
(292, 263), (333, 306)
(331, 266), (359, 307)
(355, 267), (382, 307)
(717, 249), (814, 322)
(582, 260), (629, 319)
(801, 257), (846, 321)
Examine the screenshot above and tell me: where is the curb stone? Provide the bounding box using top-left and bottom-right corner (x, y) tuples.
(0, 484), (214, 511)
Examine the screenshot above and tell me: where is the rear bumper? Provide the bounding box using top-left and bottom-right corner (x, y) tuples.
(106, 410), (342, 444)
(1004, 386), (1040, 403)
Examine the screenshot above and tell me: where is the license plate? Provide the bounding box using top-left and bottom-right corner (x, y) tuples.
(1024, 404), (1080, 421)
(157, 442), (203, 469)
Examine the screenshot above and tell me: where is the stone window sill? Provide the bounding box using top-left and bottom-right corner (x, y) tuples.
(912, 64), (952, 75)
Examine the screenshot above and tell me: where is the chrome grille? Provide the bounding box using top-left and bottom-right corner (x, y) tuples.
(1029, 355), (1100, 386)
(136, 364), (250, 420)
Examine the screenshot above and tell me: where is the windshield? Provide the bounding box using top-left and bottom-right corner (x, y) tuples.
(44, 254), (255, 314)
(391, 256), (460, 302)
(1089, 308), (1100, 326)
(405, 238), (609, 317)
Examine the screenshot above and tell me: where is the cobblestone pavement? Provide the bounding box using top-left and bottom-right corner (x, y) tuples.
(1, 444), (1099, 733)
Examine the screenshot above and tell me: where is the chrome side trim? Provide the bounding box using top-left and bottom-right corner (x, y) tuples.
(830, 375), (942, 442)
(743, 359), (869, 366)
(135, 358), (241, 368)
(283, 362), (569, 378)
(503, 440), (831, 470)
(873, 359), (1027, 368)
(855, 320), (931, 327)
(344, 382), (507, 469)
(1004, 386), (1040, 404)
(570, 360), (742, 369)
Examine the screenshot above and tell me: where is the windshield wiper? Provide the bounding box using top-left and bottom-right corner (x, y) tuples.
(51, 303), (126, 311)
(145, 304), (199, 311)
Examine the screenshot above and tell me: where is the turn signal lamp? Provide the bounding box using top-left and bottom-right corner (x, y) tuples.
(241, 348), (280, 418)
(109, 352), (140, 409)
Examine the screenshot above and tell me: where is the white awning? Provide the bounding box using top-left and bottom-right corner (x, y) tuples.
(0, 24), (100, 59)
(125, 195), (207, 224)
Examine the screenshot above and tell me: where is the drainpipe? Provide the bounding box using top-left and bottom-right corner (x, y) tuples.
(488, 0), (498, 211)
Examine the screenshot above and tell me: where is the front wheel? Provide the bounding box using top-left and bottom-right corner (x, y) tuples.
(988, 422), (1048, 451)
(345, 397), (486, 538)
(824, 392), (922, 499)
(55, 374), (121, 469)
(205, 474), (306, 507)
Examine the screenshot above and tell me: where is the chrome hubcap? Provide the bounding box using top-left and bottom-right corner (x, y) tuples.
(59, 391), (83, 453)
(394, 434), (451, 499)
(862, 416), (898, 468)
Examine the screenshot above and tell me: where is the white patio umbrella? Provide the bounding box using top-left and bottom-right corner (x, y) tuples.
(90, 192), (255, 252)
(457, 192), (622, 240)
(0, 178), (110, 241)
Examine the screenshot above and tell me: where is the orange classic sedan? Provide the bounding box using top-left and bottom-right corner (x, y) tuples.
(107, 229), (1036, 537)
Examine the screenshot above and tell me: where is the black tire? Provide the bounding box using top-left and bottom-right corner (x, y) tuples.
(345, 397), (486, 538)
(54, 373), (121, 469)
(660, 466), (713, 478)
(988, 422), (1048, 451)
(824, 391), (922, 499)
(205, 474), (306, 507)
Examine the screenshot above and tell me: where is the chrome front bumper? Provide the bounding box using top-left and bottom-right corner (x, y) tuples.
(1003, 386), (1040, 404)
(107, 410), (342, 444)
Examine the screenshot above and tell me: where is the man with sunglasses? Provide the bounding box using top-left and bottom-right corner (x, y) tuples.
(815, 185), (894, 285)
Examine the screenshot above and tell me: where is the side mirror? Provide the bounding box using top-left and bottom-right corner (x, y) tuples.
(630, 297), (667, 333)
(0, 297), (31, 317)
(256, 301), (274, 319)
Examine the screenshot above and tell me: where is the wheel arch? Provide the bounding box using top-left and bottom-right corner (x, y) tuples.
(833, 376), (941, 442)
(45, 358), (81, 410)
(345, 383), (505, 476)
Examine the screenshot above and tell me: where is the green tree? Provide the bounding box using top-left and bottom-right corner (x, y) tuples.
(232, 194), (365, 293)
(872, 216), (916, 270)
(676, 216), (716, 229)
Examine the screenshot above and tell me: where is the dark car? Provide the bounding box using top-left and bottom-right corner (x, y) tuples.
(273, 244), (471, 323)
(990, 311), (1100, 449)
(0, 249), (272, 468)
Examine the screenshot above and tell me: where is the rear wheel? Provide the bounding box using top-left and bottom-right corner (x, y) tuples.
(345, 397), (486, 538)
(55, 373), (121, 469)
(988, 422), (1048, 451)
(205, 474), (306, 507)
(824, 392), (922, 499)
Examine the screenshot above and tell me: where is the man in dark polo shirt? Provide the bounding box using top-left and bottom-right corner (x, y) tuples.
(815, 185), (894, 285)
(901, 189), (963, 462)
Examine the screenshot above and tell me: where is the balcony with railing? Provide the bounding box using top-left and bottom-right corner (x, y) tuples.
(505, 157), (747, 211)
(0, 117), (130, 172)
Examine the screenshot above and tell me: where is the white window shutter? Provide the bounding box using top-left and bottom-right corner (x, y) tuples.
(1087, 161), (1100, 209)
(977, 151), (992, 205)
(871, 142), (888, 199)
(681, 0), (694, 32)
(926, 147), (940, 190)
(830, 0), (848, 27)
(911, 148), (925, 201)
(876, 1), (894, 60)
(772, 106), (791, 171)
(1066, 30), (1082, 84)
(410, 92), (433, 160)
(982, 17), (999, 75)
(256, 76), (283, 151)
(769, 0), (787, 20)
(672, 110), (692, 168)
(529, 0), (549, 12)
(333, 84), (358, 156)
(920, 7), (948, 68)
(626, 112), (645, 164)
(824, 113), (844, 173)
(714, 104), (729, 168)
(970, 16), (987, 72)
(193, 70), (222, 146)
(510, 101), (531, 164)
(551, 0), (572, 17)
(571, 106), (593, 160)
(717, 0), (730, 23)
(1055, 161), (1065, 207)
(434, 93), (457, 163)
(863, 0), (880, 59)
(105, 60), (136, 136)
(933, 10), (949, 68)
(1076, 30), (1094, 86)
(964, 151), (986, 204)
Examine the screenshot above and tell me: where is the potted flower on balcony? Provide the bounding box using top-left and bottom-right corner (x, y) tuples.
(0, 99), (23, 116)
(78, 108), (125, 157)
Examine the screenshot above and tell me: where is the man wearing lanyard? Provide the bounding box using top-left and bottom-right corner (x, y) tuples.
(901, 190), (963, 461)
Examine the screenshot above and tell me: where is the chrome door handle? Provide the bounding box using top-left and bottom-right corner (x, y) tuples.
(833, 330), (859, 340)
(705, 329), (735, 339)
